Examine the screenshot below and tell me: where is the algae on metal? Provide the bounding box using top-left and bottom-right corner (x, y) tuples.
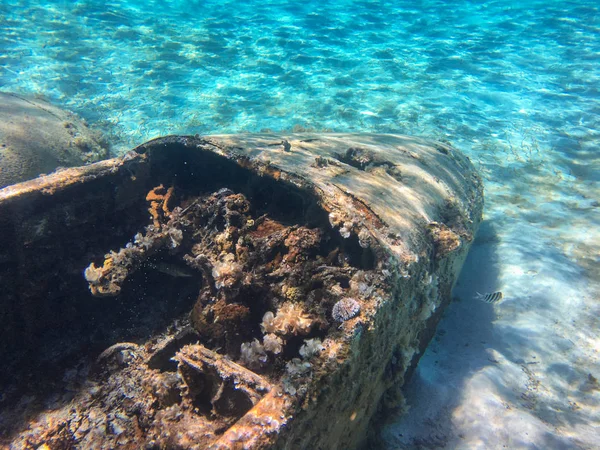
(0, 133), (483, 449)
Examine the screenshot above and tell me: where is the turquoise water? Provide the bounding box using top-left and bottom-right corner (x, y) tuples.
(2, 1), (598, 162)
(2, 0), (599, 447)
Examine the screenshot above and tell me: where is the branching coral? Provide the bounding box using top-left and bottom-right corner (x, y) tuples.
(84, 186), (185, 296)
(84, 222), (183, 296)
(146, 184), (175, 228)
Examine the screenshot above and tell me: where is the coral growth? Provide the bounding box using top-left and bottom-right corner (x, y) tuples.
(212, 253), (243, 289)
(240, 339), (268, 368)
(84, 224), (183, 296)
(83, 184), (186, 296)
(263, 334), (284, 354)
(332, 297), (361, 322)
(299, 338), (324, 359)
(427, 222), (461, 259)
(82, 185), (378, 413)
(146, 184), (175, 228)
(282, 228), (321, 264)
(286, 358), (312, 376)
(260, 303), (314, 336)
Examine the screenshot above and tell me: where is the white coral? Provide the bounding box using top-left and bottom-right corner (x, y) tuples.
(263, 334), (284, 354)
(286, 358), (311, 376)
(260, 311), (277, 334)
(339, 223), (352, 239)
(212, 253), (242, 289)
(299, 338), (324, 359)
(282, 379), (297, 395)
(358, 228), (371, 248)
(84, 263), (103, 284)
(240, 339), (267, 367)
(328, 212), (342, 228)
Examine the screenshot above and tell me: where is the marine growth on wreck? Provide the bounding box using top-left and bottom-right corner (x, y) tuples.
(0, 134), (482, 450)
(13, 182), (382, 448)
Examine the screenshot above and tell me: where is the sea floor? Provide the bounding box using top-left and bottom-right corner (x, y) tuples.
(1, 0), (599, 448)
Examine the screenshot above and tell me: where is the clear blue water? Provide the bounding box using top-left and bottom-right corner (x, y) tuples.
(2, 0), (599, 447)
(2, 1), (599, 162)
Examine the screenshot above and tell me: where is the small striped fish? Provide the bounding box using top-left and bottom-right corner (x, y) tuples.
(149, 262), (194, 278)
(474, 291), (503, 304)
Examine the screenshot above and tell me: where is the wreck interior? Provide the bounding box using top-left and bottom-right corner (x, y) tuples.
(0, 138), (385, 448)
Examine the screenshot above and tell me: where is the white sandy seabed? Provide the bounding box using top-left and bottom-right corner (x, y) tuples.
(380, 150), (600, 449)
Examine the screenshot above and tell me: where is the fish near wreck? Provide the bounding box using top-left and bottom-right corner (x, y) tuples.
(0, 133), (483, 449)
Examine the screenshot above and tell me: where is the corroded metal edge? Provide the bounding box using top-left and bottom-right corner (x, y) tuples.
(0, 155), (142, 203)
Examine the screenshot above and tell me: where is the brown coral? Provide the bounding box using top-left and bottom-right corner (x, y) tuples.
(191, 298), (252, 354)
(427, 222), (461, 259)
(283, 228), (322, 264)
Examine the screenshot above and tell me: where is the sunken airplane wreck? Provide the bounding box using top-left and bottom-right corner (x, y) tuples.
(0, 133), (483, 449)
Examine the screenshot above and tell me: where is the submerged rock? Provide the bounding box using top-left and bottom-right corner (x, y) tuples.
(0, 133), (483, 449)
(0, 92), (109, 188)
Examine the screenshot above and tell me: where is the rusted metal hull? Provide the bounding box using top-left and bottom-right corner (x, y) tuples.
(0, 134), (483, 449)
